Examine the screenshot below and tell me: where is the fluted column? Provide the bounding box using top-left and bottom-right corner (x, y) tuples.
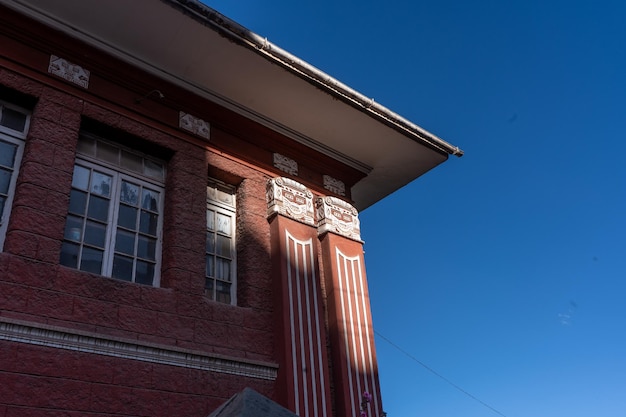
(316, 196), (383, 417)
(266, 177), (333, 417)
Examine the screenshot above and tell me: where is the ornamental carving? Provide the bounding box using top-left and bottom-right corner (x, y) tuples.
(273, 153), (298, 176)
(179, 112), (210, 139)
(48, 55), (90, 88)
(266, 177), (315, 225)
(323, 175), (346, 196)
(316, 196), (361, 241)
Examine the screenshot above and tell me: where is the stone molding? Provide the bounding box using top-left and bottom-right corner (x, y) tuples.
(0, 317), (277, 380)
(316, 196), (361, 241)
(273, 153), (298, 176)
(266, 177), (315, 226)
(179, 111), (210, 139)
(48, 55), (90, 88)
(323, 175), (346, 197)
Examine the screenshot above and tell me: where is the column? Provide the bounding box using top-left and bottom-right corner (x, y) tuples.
(266, 177), (333, 417)
(316, 196), (384, 417)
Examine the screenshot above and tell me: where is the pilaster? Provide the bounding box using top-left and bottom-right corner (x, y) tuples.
(316, 197), (383, 417)
(266, 177), (333, 417)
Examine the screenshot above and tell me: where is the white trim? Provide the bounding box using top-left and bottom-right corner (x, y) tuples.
(0, 100), (30, 251)
(0, 317), (278, 380)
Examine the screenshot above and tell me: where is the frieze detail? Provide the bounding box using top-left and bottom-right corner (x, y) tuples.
(316, 196), (361, 241)
(0, 317), (277, 380)
(48, 55), (90, 88)
(273, 153), (298, 176)
(323, 175), (346, 196)
(266, 177), (315, 225)
(179, 111), (210, 139)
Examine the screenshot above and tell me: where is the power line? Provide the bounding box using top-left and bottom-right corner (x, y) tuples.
(374, 330), (509, 417)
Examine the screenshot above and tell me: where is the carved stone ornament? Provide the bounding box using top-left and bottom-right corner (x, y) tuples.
(266, 177), (315, 225)
(273, 153), (298, 176)
(323, 175), (346, 196)
(48, 55), (90, 88)
(179, 111), (210, 139)
(316, 196), (361, 241)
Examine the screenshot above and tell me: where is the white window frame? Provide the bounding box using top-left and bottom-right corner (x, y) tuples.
(205, 180), (237, 304)
(60, 134), (165, 286)
(0, 100), (30, 251)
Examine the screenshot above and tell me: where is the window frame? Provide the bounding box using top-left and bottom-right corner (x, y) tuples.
(205, 180), (237, 305)
(60, 133), (165, 286)
(0, 100), (30, 251)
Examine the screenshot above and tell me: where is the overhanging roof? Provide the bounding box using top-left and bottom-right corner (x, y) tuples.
(1, 0), (463, 210)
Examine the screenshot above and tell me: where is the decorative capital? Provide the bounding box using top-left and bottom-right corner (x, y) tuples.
(316, 196), (361, 241)
(266, 177), (315, 226)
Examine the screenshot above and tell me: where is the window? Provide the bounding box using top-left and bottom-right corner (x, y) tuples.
(0, 101), (30, 251)
(60, 133), (165, 285)
(205, 180), (236, 304)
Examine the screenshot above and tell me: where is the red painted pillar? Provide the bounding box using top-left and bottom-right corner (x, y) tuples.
(316, 197), (384, 417)
(267, 177), (333, 417)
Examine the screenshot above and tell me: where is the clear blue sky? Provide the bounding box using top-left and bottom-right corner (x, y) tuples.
(206, 1), (626, 416)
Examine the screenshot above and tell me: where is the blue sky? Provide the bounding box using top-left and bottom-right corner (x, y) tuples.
(206, 1), (626, 416)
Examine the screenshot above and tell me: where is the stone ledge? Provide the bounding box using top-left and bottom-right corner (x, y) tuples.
(0, 316), (278, 380)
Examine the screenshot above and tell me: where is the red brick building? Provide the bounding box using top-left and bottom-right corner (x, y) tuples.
(0, 1), (462, 416)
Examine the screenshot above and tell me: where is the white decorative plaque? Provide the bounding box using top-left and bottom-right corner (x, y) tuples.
(48, 55), (90, 88)
(316, 196), (361, 241)
(273, 153), (298, 176)
(323, 175), (346, 196)
(266, 177), (315, 225)
(179, 112), (210, 139)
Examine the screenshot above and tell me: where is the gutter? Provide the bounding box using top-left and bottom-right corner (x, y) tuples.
(168, 0), (464, 158)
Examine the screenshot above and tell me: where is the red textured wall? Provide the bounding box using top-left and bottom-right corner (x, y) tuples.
(0, 50), (277, 417)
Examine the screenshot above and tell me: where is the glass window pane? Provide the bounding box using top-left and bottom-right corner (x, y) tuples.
(96, 141), (119, 165)
(216, 258), (231, 281)
(121, 150), (142, 173)
(1, 107), (27, 132)
(71, 165), (90, 190)
(60, 242), (79, 268)
(206, 209), (215, 231)
(76, 136), (95, 156)
(137, 236), (156, 260)
(205, 255), (214, 277)
(216, 281), (231, 304)
(205, 278), (214, 296)
(0, 141), (17, 168)
(90, 172), (111, 197)
(64, 216), (83, 241)
(206, 232), (215, 254)
(80, 247), (103, 274)
(68, 189), (87, 215)
(118, 204), (138, 230)
(87, 195), (109, 222)
(141, 189), (159, 212)
(216, 213), (231, 235)
(115, 229), (135, 256)
(112, 255), (133, 281)
(0, 196), (5, 217)
(135, 260), (155, 285)
(119, 181), (139, 206)
(216, 235), (231, 257)
(216, 189), (234, 206)
(0, 168), (11, 194)
(139, 211), (158, 236)
(144, 159), (164, 180)
(84, 220), (106, 248)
